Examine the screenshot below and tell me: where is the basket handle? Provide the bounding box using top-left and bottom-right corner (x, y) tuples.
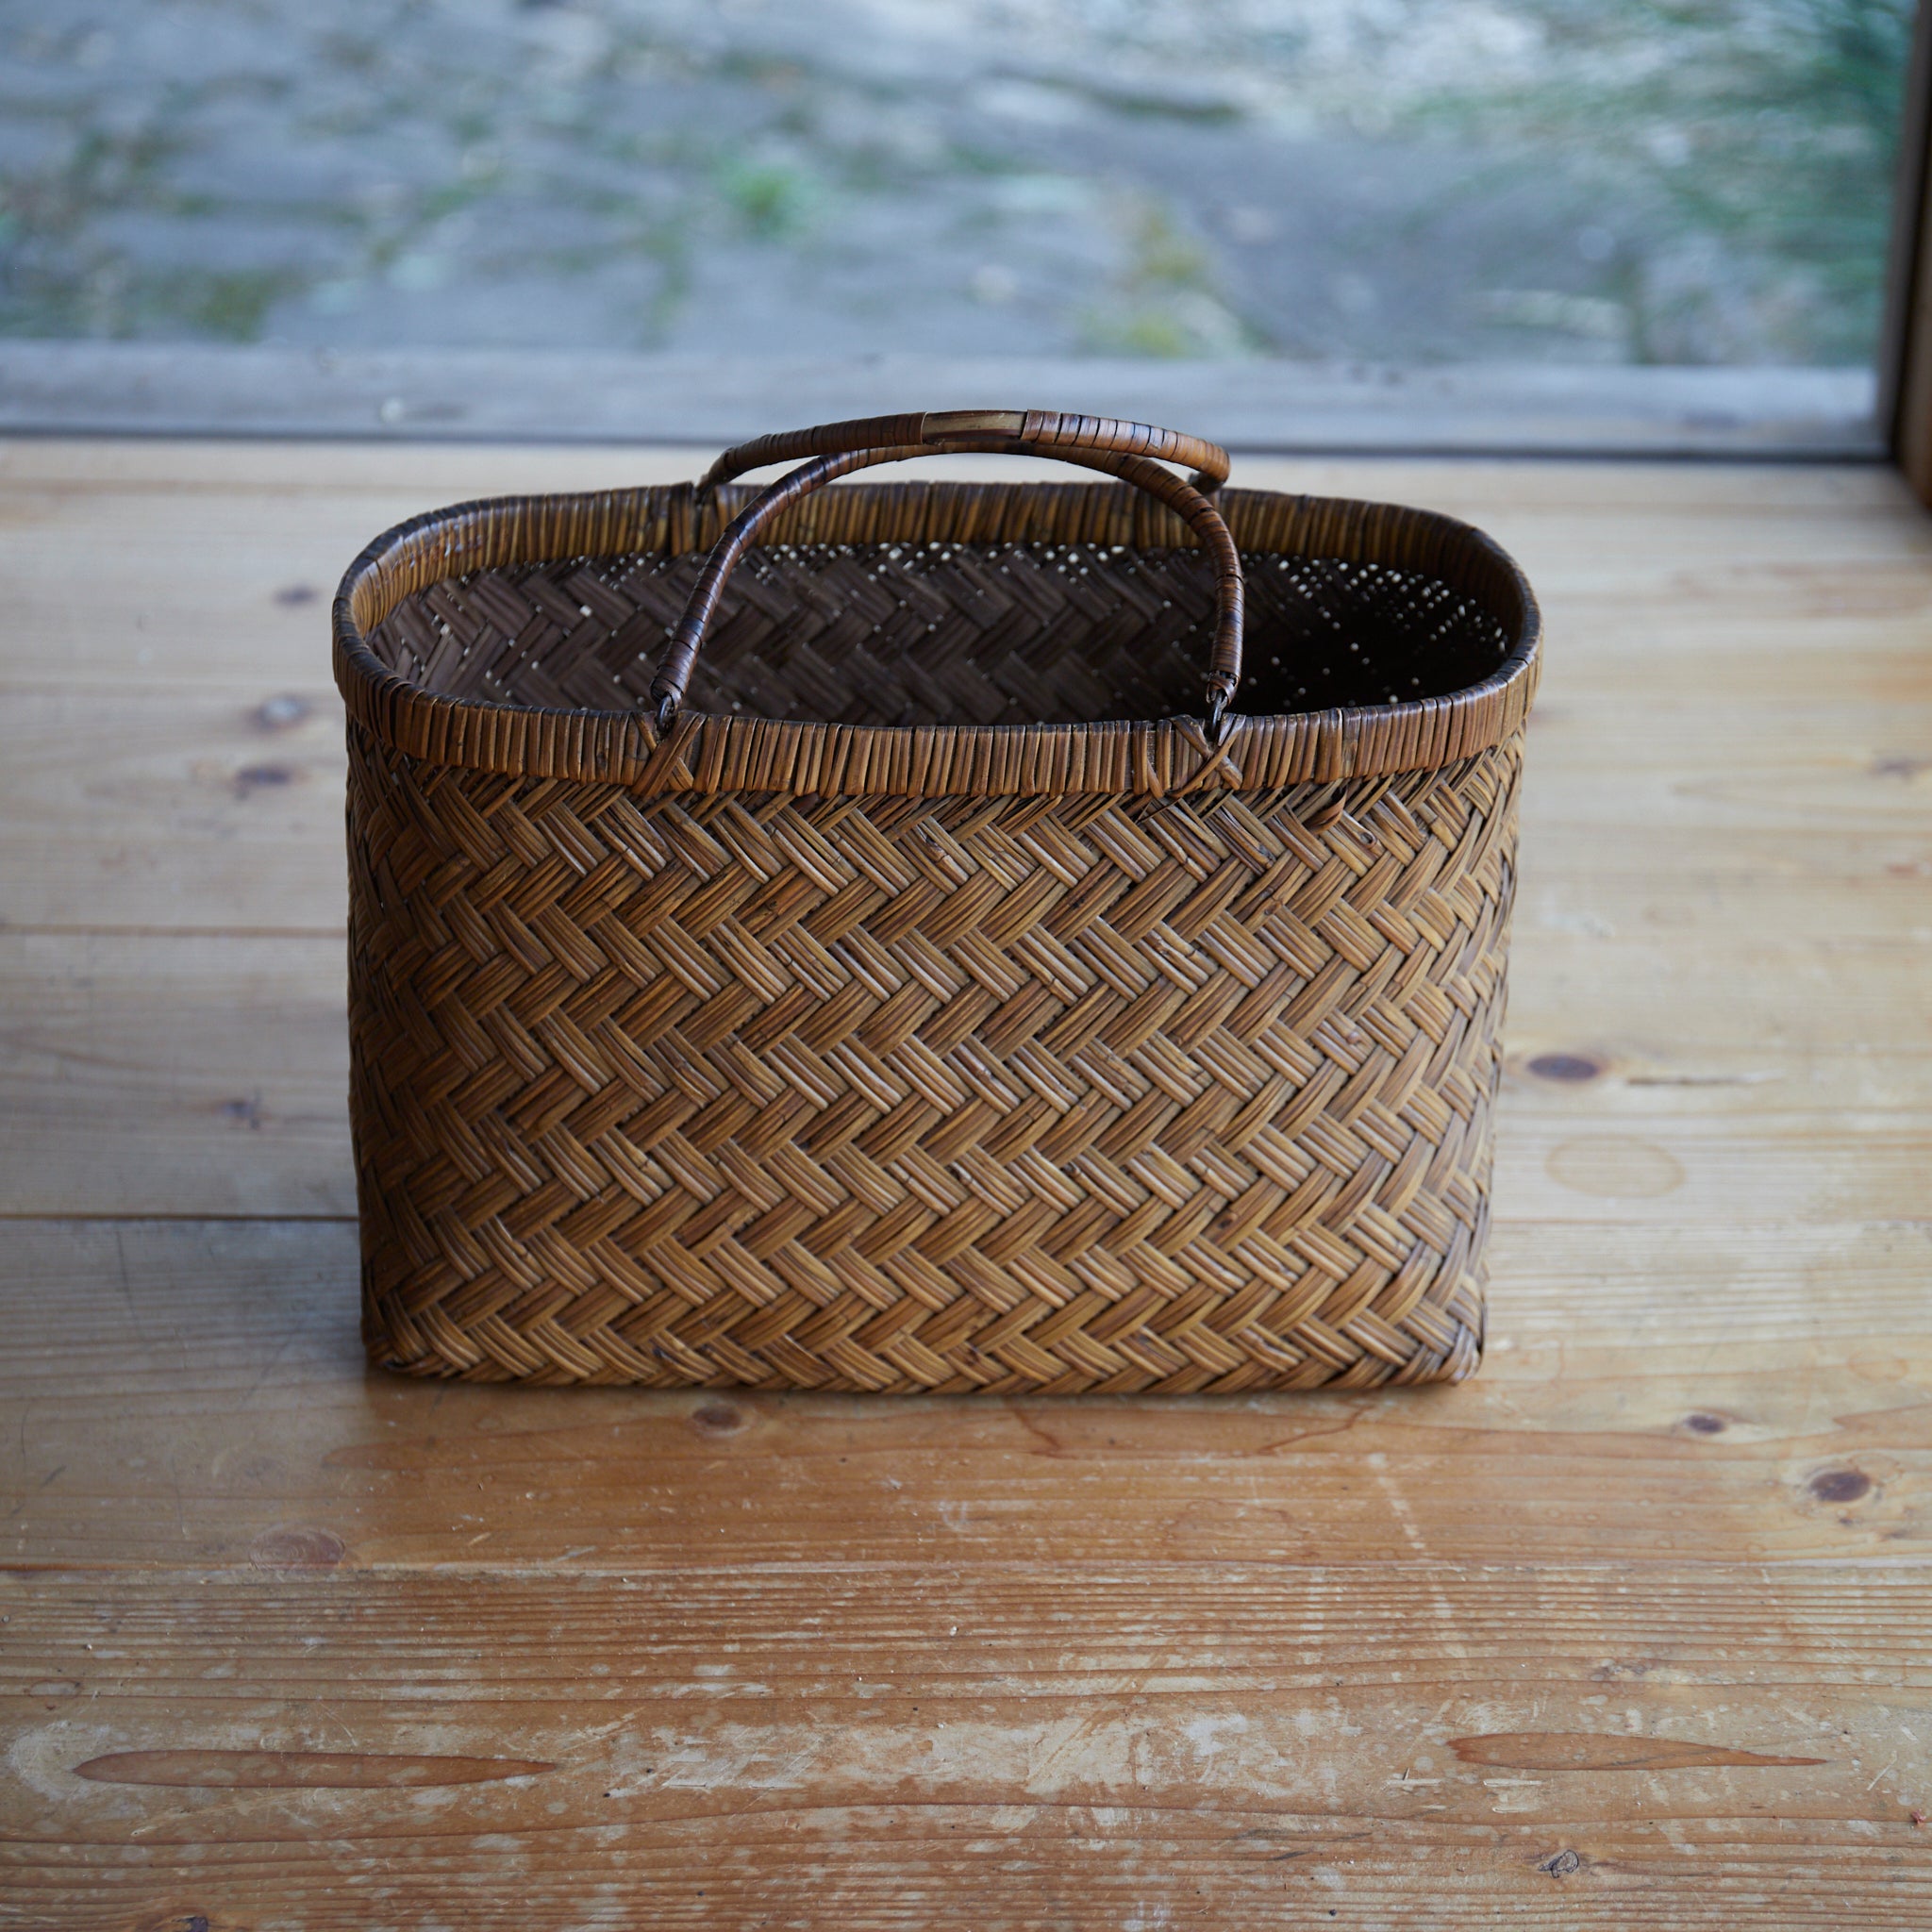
(696, 408), (1231, 498)
(653, 422), (1243, 739)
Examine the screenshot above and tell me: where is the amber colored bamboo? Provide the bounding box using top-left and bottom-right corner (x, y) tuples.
(333, 416), (1541, 1391)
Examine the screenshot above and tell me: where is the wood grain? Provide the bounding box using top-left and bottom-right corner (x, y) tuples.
(0, 1221), (1924, 1574)
(9, 928), (1931, 1221)
(1, 442), (1924, 696)
(0, 686), (349, 933)
(4, 685), (1929, 933)
(0, 934), (352, 1218)
(1, 441), (1930, 1924)
(4, 1564), (1929, 1929)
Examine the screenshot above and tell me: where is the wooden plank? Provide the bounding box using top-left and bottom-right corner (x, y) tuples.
(0, 443), (1923, 698)
(0, 1220), (1925, 1573)
(5, 683), (1930, 933)
(0, 442), (699, 696)
(0, 686), (349, 933)
(2, 443), (1926, 937)
(0, 934), (352, 1219)
(1, 1564), (1927, 1928)
(5, 928), (1932, 1221)
(3, 1213), (1925, 1383)
(0, 441), (1929, 1924)
(2, 1203), (1928, 1919)
(3, 434), (1911, 510)
(11, 720), (1932, 936)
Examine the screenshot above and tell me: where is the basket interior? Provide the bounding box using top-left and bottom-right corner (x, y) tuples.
(367, 538), (1513, 727)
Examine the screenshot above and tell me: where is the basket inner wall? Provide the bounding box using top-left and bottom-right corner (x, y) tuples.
(367, 540), (1512, 728)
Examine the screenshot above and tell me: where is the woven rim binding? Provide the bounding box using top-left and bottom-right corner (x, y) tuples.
(334, 477), (1541, 798)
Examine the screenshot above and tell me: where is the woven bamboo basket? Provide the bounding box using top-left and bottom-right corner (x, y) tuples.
(334, 410), (1541, 1391)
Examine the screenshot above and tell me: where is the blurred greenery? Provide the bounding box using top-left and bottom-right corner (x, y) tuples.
(718, 159), (822, 241)
(1082, 201), (1261, 357)
(0, 0), (1914, 363)
(1415, 0), (1915, 360)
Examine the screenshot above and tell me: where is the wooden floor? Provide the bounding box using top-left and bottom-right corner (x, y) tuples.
(3, 439), (1930, 1928)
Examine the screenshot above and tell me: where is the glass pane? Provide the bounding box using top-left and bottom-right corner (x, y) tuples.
(0, 1), (1913, 412)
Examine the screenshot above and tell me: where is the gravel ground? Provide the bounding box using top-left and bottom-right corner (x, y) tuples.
(0, 0), (1905, 366)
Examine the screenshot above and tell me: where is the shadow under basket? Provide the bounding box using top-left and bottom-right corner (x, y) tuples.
(335, 465), (1541, 1391)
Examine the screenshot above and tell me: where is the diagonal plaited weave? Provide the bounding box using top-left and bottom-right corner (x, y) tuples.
(336, 440), (1541, 1391)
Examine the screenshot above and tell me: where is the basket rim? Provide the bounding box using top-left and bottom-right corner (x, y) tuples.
(333, 476), (1541, 797)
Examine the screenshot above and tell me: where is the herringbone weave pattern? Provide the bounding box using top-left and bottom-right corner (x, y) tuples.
(347, 725), (1519, 1391)
(337, 447), (1541, 1390)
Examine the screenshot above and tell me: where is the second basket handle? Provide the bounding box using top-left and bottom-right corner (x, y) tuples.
(653, 422), (1243, 738)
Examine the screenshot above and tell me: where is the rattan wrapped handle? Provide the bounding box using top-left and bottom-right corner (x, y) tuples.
(654, 422), (1244, 739)
(697, 409), (1231, 498)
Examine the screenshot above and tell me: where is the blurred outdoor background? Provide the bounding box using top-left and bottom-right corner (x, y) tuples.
(0, 0), (1913, 374)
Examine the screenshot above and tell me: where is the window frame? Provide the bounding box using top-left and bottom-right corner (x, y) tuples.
(1886, 0), (1932, 498)
(3, 10), (1929, 469)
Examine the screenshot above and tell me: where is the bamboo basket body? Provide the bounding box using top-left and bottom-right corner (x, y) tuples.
(336, 472), (1539, 1391)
